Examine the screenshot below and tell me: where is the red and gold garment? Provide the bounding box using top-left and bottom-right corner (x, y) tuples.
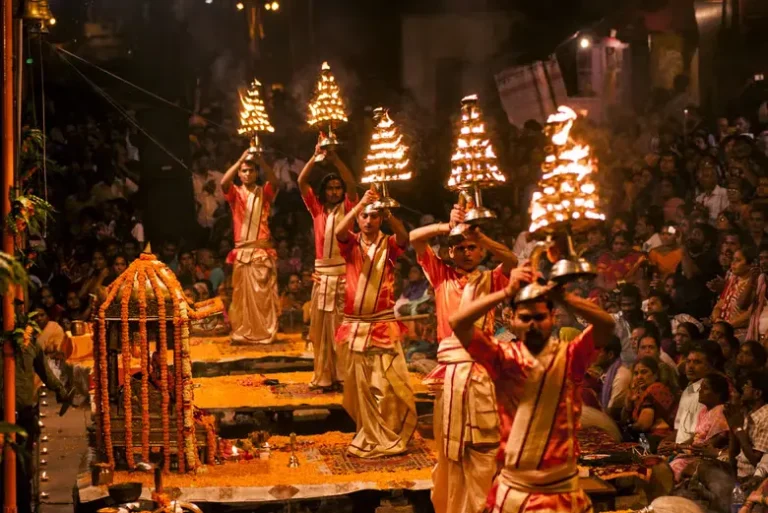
(418, 245), (508, 342)
(224, 182), (276, 264)
(302, 188), (357, 386)
(335, 232), (406, 351)
(302, 188), (357, 260)
(467, 326), (596, 513)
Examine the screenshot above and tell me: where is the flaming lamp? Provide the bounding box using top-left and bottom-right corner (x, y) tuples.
(237, 79), (275, 154)
(361, 107), (411, 212)
(528, 106), (605, 284)
(446, 94), (506, 242)
(307, 62), (348, 159)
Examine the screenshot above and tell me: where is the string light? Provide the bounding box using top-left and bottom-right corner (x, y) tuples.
(579, 36), (591, 49)
(307, 62), (348, 127)
(237, 79), (275, 136)
(236, 2), (244, 10)
(447, 94), (505, 189)
(361, 108), (411, 184)
(528, 106), (605, 233)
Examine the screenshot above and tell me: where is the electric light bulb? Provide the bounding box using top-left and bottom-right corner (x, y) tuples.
(236, 2), (244, 10)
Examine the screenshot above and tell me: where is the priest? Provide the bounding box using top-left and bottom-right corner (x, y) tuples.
(335, 187), (416, 458)
(221, 149), (280, 344)
(450, 265), (615, 513)
(410, 207), (517, 513)
(298, 141), (358, 390)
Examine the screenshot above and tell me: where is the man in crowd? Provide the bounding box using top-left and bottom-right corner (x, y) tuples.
(221, 149), (280, 344)
(335, 187), (416, 457)
(591, 336), (631, 417)
(195, 248), (225, 291)
(737, 341), (768, 382)
(297, 141), (357, 391)
(449, 266), (615, 513)
(677, 222), (720, 320)
(0, 321), (73, 513)
(695, 157), (729, 224)
(675, 341), (720, 444)
(410, 203), (517, 513)
(727, 371), (768, 485)
(614, 284), (645, 365)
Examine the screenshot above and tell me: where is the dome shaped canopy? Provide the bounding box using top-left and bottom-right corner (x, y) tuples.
(101, 248), (189, 321)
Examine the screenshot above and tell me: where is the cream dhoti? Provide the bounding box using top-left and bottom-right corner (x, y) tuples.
(341, 310), (417, 458)
(230, 241), (279, 344)
(310, 257), (347, 387)
(425, 337), (500, 513)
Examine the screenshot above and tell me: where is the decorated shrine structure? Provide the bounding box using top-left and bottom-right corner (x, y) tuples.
(94, 248), (221, 472)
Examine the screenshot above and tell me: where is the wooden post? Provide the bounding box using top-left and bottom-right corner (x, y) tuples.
(2, 0), (18, 511)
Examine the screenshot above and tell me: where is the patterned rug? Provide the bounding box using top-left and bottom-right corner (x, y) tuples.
(577, 427), (652, 481)
(318, 437), (437, 475)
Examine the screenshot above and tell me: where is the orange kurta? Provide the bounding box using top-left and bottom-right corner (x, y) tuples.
(335, 232), (406, 350)
(303, 189), (357, 387)
(468, 326), (596, 513)
(418, 245), (508, 341)
(225, 182), (279, 344)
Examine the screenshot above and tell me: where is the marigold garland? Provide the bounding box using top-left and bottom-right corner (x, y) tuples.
(170, 290), (185, 473)
(97, 272), (125, 468)
(92, 252), (215, 473)
(146, 266), (171, 472)
(179, 302), (198, 469)
(137, 267), (151, 462)
(120, 276), (135, 469)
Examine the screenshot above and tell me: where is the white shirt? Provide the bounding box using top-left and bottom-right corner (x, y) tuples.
(675, 379), (704, 444)
(695, 185), (729, 224)
(607, 364), (633, 410)
(611, 312), (635, 365)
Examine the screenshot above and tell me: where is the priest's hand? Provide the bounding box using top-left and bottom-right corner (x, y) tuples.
(449, 204), (465, 229)
(361, 188), (379, 206)
(504, 265), (534, 299)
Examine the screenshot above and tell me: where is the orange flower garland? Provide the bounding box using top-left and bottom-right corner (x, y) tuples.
(178, 303), (198, 469)
(120, 275), (135, 469)
(137, 267), (150, 462)
(97, 272), (126, 468)
(93, 251), (215, 473)
(146, 266), (171, 472)
(170, 290), (185, 473)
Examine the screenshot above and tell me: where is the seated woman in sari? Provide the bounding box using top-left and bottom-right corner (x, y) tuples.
(622, 357), (676, 442)
(669, 373), (730, 481)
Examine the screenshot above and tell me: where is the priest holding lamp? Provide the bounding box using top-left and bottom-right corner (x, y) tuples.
(334, 187), (417, 458)
(449, 266), (615, 513)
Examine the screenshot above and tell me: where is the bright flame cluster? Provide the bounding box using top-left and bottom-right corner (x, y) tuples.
(307, 62), (348, 127)
(447, 94), (505, 189)
(528, 106), (605, 234)
(361, 108), (411, 184)
(237, 79), (275, 136)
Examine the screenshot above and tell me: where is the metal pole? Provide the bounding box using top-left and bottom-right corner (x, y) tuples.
(2, 0), (18, 512)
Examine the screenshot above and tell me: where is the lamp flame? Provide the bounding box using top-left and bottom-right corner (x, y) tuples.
(528, 105), (605, 233)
